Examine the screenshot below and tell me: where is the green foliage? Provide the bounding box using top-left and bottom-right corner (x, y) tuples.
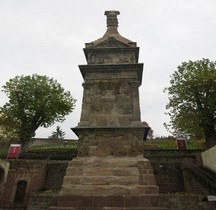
(144, 139), (205, 150)
(0, 138), (19, 159)
(25, 143), (78, 160)
(164, 59), (216, 143)
(0, 74), (76, 146)
(0, 147), (8, 158)
(1, 139), (205, 160)
(29, 143), (77, 154)
(186, 139), (205, 149)
(49, 126), (66, 139)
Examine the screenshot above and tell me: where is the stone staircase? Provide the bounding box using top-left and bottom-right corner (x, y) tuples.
(50, 156), (166, 210)
(186, 166), (216, 194)
(183, 159), (216, 194)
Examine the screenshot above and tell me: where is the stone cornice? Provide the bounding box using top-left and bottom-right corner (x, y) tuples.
(79, 63), (143, 84)
(83, 47), (140, 63)
(72, 125), (147, 137)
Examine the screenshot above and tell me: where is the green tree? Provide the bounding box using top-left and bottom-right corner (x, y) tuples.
(0, 74), (76, 147)
(164, 59), (216, 146)
(49, 126), (66, 139)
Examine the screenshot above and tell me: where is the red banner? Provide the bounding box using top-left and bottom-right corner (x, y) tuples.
(7, 144), (21, 159)
(176, 138), (187, 150)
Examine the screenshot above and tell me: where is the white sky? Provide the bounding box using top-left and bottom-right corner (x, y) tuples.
(0, 0), (215, 139)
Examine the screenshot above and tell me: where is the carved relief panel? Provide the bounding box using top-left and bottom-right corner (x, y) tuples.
(80, 80), (135, 126)
(88, 52), (136, 64)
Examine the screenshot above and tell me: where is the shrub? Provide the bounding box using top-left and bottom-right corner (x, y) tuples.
(144, 139), (206, 150)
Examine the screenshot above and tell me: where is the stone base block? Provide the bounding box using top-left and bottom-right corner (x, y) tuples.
(61, 185), (158, 196)
(50, 208), (75, 210)
(55, 195), (162, 209)
(61, 156), (158, 196)
(52, 156), (166, 210)
(103, 208), (167, 210)
(50, 208), (167, 210)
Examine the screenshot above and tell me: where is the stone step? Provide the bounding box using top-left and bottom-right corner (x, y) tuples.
(50, 208), (166, 210)
(63, 175), (139, 185)
(56, 195), (161, 209)
(66, 166), (139, 176)
(60, 184), (159, 196)
(103, 208), (167, 210)
(68, 156), (152, 168)
(49, 208), (75, 210)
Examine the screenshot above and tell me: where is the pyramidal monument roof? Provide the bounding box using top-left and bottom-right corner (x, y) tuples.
(85, 11), (137, 48)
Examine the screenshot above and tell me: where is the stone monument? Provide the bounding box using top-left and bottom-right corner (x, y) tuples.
(52, 11), (166, 210)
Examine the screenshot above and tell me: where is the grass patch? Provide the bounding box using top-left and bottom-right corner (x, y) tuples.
(144, 139), (206, 150)
(0, 147), (8, 158)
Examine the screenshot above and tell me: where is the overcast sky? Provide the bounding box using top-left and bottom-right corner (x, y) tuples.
(0, 0), (215, 139)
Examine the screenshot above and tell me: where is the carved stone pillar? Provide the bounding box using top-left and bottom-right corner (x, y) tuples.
(55, 11), (165, 210)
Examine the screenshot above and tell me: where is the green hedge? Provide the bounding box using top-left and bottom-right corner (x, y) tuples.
(144, 139), (206, 150)
(0, 143), (78, 160)
(28, 143), (78, 154)
(1, 139), (207, 160)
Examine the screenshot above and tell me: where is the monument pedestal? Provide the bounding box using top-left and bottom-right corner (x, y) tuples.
(50, 156), (166, 210)
(61, 156), (158, 196)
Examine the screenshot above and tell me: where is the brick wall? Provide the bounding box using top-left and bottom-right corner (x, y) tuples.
(145, 150), (209, 194)
(0, 160), (46, 204)
(43, 161), (68, 190)
(153, 162), (185, 193)
(0, 160), (68, 208)
(25, 193), (216, 210)
(26, 194), (58, 210)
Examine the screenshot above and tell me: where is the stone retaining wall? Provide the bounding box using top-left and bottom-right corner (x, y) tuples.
(26, 194), (216, 210)
(159, 194), (216, 210)
(0, 150), (214, 209)
(0, 160), (68, 208)
(26, 194), (58, 210)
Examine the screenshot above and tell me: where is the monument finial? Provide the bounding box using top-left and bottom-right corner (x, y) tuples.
(86, 10), (136, 48)
(104, 11), (120, 36)
(105, 11), (120, 28)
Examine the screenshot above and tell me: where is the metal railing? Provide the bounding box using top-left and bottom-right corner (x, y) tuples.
(183, 159), (216, 194)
